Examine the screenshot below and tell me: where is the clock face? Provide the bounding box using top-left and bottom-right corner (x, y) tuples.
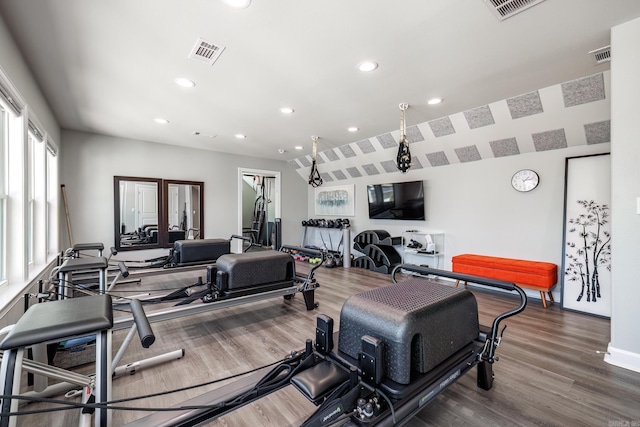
(511, 169), (539, 192)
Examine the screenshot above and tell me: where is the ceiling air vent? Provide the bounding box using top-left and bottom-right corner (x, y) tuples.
(589, 45), (611, 65)
(484, 0), (546, 21)
(188, 37), (226, 65)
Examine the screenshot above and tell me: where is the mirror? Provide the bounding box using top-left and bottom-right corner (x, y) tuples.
(114, 176), (162, 251)
(114, 176), (205, 251)
(240, 172), (278, 248)
(162, 179), (204, 244)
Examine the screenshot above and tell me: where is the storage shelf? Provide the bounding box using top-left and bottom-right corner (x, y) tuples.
(400, 231), (445, 269)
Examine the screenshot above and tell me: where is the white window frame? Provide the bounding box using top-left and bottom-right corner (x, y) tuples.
(0, 105), (7, 285)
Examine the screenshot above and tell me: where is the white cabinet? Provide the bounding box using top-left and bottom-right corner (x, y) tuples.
(401, 231), (445, 269)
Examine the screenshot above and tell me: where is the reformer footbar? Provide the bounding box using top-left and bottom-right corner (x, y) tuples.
(126, 265), (526, 427)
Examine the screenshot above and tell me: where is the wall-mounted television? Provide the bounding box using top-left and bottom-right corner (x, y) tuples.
(367, 180), (425, 220)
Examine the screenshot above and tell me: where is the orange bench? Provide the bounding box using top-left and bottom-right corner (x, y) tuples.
(452, 254), (557, 308)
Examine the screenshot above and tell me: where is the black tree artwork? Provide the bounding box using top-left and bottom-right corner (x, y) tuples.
(565, 200), (611, 303)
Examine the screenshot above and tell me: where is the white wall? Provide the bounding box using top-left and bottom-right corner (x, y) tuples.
(607, 16), (640, 372)
(310, 143), (609, 302)
(60, 130), (308, 251)
(0, 14), (59, 143)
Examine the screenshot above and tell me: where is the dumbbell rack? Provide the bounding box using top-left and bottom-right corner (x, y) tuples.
(300, 219), (351, 267)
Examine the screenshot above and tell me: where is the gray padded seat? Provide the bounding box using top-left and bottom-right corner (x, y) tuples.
(58, 257), (108, 273)
(338, 279), (479, 384)
(0, 295), (113, 350)
(173, 239), (230, 264)
(215, 251), (293, 292)
(72, 242), (104, 252)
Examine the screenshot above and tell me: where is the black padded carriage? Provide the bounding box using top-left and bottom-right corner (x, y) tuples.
(338, 279), (479, 385)
(171, 238), (231, 265)
(215, 251), (294, 297)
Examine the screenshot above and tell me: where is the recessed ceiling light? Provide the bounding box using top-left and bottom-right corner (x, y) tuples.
(295, 146), (303, 150)
(427, 97), (443, 105)
(154, 118), (169, 124)
(280, 107), (295, 114)
(235, 134), (246, 139)
(348, 126), (359, 132)
(358, 61), (378, 72)
(175, 77), (196, 88)
(224, 0), (251, 8)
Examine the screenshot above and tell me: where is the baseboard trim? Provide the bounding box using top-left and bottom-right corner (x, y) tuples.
(604, 343), (640, 373)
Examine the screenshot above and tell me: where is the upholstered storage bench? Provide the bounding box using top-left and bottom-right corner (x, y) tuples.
(452, 254), (557, 307)
(338, 280), (479, 385)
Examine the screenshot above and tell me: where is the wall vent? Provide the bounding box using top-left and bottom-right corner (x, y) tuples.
(484, 0), (546, 21)
(188, 37), (226, 65)
(589, 45), (611, 65)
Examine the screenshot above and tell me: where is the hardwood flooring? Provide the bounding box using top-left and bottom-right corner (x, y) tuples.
(14, 262), (640, 426)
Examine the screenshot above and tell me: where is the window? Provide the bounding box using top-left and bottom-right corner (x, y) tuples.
(0, 105), (7, 283)
(27, 120), (45, 269)
(46, 141), (58, 256)
(1, 68), (57, 297)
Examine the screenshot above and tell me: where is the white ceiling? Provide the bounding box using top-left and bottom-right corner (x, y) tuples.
(0, 0), (639, 161)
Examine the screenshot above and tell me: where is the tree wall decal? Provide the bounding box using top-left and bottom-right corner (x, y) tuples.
(564, 200), (611, 303)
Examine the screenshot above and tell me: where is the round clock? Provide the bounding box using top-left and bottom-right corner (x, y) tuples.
(511, 169), (539, 192)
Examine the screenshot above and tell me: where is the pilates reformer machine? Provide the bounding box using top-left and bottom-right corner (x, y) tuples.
(1, 245), (326, 426)
(2, 264), (526, 426)
(46, 235), (264, 294)
(125, 264), (527, 427)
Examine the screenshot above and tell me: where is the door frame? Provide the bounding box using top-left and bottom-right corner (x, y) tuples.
(237, 167), (281, 252)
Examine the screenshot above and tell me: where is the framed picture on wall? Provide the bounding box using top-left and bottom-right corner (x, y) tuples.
(315, 184), (355, 216)
(561, 153), (611, 318)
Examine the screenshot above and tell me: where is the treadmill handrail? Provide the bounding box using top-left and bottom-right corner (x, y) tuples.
(391, 264), (527, 363)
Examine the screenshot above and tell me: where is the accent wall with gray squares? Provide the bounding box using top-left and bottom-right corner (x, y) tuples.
(288, 71), (610, 182)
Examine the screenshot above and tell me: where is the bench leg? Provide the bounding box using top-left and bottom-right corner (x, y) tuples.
(454, 280), (467, 288)
(539, 291), (548, 308)
(548, 292), (555, 303)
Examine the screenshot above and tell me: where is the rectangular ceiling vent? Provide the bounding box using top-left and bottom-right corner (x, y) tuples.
(188, 37), (226, 65)
(484, 0), (546, 21)
(589, 45), (611, 65)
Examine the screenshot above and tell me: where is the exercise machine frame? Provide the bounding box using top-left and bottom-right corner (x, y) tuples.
(124, 265), (527, 427)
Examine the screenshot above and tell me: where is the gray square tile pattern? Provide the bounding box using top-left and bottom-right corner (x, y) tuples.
(489, 137), (520, 157)
(584, 120), (611, 145)
(562, 73), (605, 108)
(426, 151), (450, 167)
(322, 149), (340, 162)
(463, 105), (495, 129)
(429, 117), (456, 137)
(332, 169), (347, 180)
(339, 145), (357, 158)
(346, 167), (362, 178)
(532, 128), (567, 151)
(320, 172), (334, 182)
(380, 160), (398, 173)
(362, 163), (380, 175)
(406, 125), (425, 142)
(377, 133), (397, 149)
(455, 145), (482, 162)
(357, 139), (376, 154)
(507, 91), (544, 119)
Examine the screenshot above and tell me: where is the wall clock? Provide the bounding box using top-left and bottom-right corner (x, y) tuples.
(511, 169), (539, 192)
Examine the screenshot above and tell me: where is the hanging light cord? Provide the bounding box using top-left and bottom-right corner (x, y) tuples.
(396, 103), (412, 173)
(308, 135), (323, 187)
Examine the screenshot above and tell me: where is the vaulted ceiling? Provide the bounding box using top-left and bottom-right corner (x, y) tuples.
(0, 0), (639, 161)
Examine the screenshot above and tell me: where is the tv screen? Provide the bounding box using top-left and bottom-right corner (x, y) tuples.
(367, 180), (425, 220)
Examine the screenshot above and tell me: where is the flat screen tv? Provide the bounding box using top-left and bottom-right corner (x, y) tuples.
(367, 180), (425, 220)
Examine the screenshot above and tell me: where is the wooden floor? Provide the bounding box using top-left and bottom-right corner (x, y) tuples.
(15, 262), (640, 426)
